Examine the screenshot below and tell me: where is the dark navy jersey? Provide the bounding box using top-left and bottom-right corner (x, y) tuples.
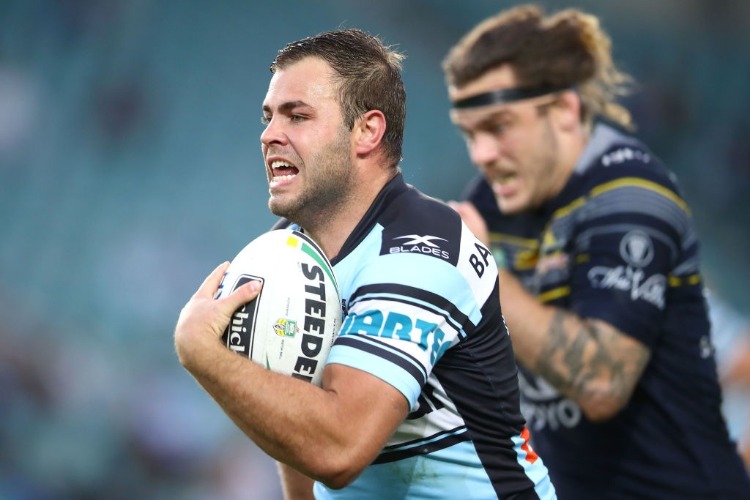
(277, 174), (555, 499)
(463, 122), (750, 499)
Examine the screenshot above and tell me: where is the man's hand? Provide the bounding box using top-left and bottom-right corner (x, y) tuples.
(174, 262), (261, 369)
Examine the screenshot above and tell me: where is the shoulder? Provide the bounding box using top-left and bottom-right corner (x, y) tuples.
(592, 146), (675, 188)
(380, 186), (499, 305)
(378, 184), (466, 266)
(336, 177), (498, 309)
(580, 124), (680, 194)
(573, 128), (690, 220)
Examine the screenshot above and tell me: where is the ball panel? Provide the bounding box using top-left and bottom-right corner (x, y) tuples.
(222, 274), (265, 358)
(289, 230), (339, 295)
(217, 229), (340, 386)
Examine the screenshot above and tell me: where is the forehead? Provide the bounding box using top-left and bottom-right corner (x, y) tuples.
(264, 57), (338, 109)
(449, 64), (518, 102)
(449, 64), (519, 125)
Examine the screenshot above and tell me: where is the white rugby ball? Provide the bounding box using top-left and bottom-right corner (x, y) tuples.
(216, 228), (340, 386)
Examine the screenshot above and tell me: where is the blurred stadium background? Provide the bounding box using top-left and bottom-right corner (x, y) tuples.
(1, 0), (748, 498)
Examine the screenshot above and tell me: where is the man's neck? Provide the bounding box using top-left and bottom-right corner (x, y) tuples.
(305, 168), (398, 261)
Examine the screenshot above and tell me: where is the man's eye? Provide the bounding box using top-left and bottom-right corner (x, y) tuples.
(490, 122), (508, 135)
(261, 115), (271, 125)
(290, 114), (306, 123)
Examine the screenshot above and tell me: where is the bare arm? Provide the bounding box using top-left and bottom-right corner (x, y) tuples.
(498, 268), (650, 421)
(451, 201), (651, 421)
(174, 263), (409, 489)
(278, 462), (315, 500)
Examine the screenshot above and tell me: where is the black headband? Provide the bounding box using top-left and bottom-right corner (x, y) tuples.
(452, 85), (571, 109)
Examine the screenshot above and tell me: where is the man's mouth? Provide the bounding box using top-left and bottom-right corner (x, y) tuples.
(491, 172), (518, 198)
(493, 172), (515, 185)
(270, 160), (299, 182)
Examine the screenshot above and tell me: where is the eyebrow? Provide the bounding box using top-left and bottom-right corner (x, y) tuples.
(455, 108), (513, 131)
(479, 109), (512, 125)
(262, 100), (310, 114)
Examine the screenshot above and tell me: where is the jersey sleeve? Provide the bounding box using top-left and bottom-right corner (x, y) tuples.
(567, 157), (697, 347)
(326, 224), (498, 410)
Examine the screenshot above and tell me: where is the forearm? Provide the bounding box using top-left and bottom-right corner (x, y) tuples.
(499, 269), (650, 420)
(174, 263), (407, 487)
(498, 268), (555, 370)
(182, 342), (349, 478)
(278, 462), (315, 500)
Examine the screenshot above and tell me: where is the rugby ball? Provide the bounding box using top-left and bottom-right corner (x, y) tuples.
(216, 228), (341, 386)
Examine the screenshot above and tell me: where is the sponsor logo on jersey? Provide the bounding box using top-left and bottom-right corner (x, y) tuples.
(389, 233), (450, 260)
(518, 372), (582, 431)
(587, 266), (666, 309)
(340, 308), (449, 365)
(536, 228), (569, 276)
(587, 230), (665, 308)
(601, 147), (650, 167)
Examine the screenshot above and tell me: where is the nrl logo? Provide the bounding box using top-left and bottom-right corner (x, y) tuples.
(273, 318), (299, 338)
(619, 230), (654, 268)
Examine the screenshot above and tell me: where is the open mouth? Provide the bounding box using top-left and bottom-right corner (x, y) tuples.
(270, 160), (299, 183)
(496, 171), (515, 183)
(491, 173), (518, 198)
(492, 173), (515, 187)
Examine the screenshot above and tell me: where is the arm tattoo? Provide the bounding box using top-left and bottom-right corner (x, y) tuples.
(534, 309), (651, 406)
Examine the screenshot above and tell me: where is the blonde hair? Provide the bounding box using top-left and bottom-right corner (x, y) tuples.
(443, 4), (634, 129)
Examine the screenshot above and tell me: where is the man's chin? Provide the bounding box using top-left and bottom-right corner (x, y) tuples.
(268, 199), (295, 219)
(497, 199), (527, 216)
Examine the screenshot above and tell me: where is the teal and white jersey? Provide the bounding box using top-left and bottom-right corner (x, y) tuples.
(282, 174), (555, 499)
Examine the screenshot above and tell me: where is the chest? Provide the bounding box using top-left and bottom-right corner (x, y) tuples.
(490, 206), (582, 296)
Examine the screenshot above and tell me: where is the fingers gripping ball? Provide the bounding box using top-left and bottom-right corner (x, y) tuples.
(216, 229), (341, 386)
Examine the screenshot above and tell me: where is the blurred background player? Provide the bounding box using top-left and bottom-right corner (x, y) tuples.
(442, 4), (750, 498)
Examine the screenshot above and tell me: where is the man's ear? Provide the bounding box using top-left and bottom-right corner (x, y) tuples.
(354, 110), (386, 156)
(553, 90), (582, 131)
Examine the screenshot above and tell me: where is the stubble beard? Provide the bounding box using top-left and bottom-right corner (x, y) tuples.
(269, 128), (354, 230)
(522, 117), (560, 212)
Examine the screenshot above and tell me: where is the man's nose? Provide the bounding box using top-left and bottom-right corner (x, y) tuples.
(260, 117), (287, 147)
(469, 131), (500, 168)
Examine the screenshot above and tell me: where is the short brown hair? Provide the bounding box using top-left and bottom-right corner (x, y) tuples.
(272, 29), (407, 167)
(443, 4), (633, 129)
